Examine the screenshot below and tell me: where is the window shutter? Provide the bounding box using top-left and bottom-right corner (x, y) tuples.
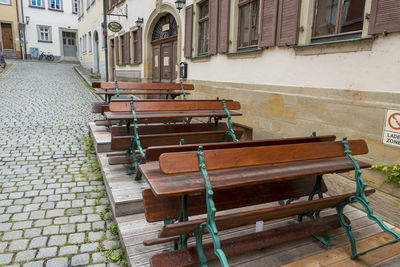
(259, 0), (278, 48)
(276, 0), (301, 46)
(184, 5), (193, 58)
(115, 36), (119, 66)
(137, 28), (142, 64)
(218, 0), (230, 53)
(369, 0), (400, 34)
(209, 0), (219, 55)
(124, 32), (130, 65)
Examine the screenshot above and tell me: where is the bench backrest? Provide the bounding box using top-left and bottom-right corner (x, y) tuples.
(159, 140), (368, 174)
(143, 176), (327, 222)
(109, 100), (240, 112)
(145, 135), (336, 161)
(92, 82), (194, 91)
(111, 122), (228, 137)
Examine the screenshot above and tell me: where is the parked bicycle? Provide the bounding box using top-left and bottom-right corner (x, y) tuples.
(39, 51), (55, 61)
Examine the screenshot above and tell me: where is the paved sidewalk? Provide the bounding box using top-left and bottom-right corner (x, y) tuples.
(0, 61), (123, 266)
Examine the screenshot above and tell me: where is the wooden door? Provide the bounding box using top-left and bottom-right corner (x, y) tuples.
(1, 24), (13, 50)
(152, 45), (161, 83)
(161, 42), (173, 83)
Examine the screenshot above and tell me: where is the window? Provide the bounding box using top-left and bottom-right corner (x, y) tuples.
(30, 0), (42, 7)
(50, 0), (61, 10)
(38, 26), (51, 42)
(82, 34), (87, 53)
(238, 0), (259, 48)
(198, 0), (209, 55)
(313, 0), (366, 38)
(0, 0), (11, 4)
(86, 0), (89, 9)
(79, 0), (84, 16)
(79, 37), (82, 55)
(120, 34), (125, 65)
(72, 0), (78, 13)
(133, 31), (138, 62)
(88, 32), (92, 52)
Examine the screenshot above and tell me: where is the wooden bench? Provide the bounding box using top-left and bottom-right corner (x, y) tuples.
(92, 82), (195, 114)
(105, 99), (242, 179)
(138, 138), (398, 266)
(107, 122), (243, 167)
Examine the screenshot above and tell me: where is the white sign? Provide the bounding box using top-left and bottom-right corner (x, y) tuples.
(163, 56), (169, 66)
(382, 109), (400, 148)
(162, 24), (170, 32)
(154, 55), (158, 67)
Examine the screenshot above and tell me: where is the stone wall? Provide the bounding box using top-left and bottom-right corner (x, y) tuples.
(188, 80), (400, 226)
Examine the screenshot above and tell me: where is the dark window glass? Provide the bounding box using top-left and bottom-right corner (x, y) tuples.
(238, 0), (259, 48)
(133, 31), (138, 62)
(198, 1), (209, 55)
(314, 0), (365, 38)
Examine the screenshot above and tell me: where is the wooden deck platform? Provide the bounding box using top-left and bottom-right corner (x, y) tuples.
(90, 123), (400, 267)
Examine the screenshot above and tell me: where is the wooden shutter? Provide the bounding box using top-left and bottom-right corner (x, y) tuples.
(124, 32), (130, 65)
(276, 0), (301, 46)
(369, 0), (400, 34)
(184, 5), (193, 58)
(218, 0), (230, 53)
(259, 0), (278, 48)
(209, 0), (219, 55)
(137, 28), (142, 64)
(115, 36), (119, 66)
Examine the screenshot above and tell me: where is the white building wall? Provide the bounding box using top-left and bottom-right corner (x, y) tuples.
(23, 0), (78, 60)
(109, 0), (400, 93)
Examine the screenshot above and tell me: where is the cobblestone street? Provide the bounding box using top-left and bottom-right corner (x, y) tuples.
(0, 61), (123, 266)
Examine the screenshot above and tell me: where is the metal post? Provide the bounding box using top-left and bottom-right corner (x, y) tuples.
(103, 0), (109, 81)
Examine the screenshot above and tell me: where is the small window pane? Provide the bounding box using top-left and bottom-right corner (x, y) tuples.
(340, 0), (365, 33)
(314, 0), (339, 37)
(199, 2), (209, 19)
(239, 4), (250, 46)
(250, 1), (259, 42)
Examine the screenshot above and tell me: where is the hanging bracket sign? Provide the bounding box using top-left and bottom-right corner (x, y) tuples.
(382, 109), (400, 148)
(108, 22), (122, 32)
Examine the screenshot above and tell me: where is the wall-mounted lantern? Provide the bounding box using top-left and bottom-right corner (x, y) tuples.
(25, 16), (30, 25)
(175, 0), (186, 13)
(135, 17), (144, 28)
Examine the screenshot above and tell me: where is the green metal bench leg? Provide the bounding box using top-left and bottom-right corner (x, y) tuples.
(130, 97), (145, 180)
(221, 100), (238, 142)
(338, 137), (400, 258)
(197, 146), (229, 267)
(194, 226), (208, 267)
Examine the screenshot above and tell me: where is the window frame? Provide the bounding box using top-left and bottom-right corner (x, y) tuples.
(72, 0), (78, 13)
(120, 34), (125, 65)
(237, 0), (260, 49)
(133, 30), (139, 63)
(0, 0), (11, 5)
(37, 25), (52, 42)
(29, 0), (43, 7)
(197, 0), (209, 56)
(312, 0), (366, 40)
(49, 0), (63, 11)
(88, 31), (92, 53)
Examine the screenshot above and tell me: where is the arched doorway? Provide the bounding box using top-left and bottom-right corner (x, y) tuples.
(151, 14), (178, 83)
(93, 31), (100, 74)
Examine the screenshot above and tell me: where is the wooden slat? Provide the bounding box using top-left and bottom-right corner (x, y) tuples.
(151, 214), (346, 267)
(108, 156), (133, 165)
(110, 130), (242, 151)
(105, 110), (242, 121)
(142, 176), (327, 222)
(145, 135), (336, 161)
(158, 190), (374, 238)
(111, 123), (228, 137)
(159, 140), (368, 174)
(109, 100), (241, 112)
(93, 82), (195, 90)
(94, 90), (189, 96)
(92, 102), (107, 113)
(140, 157), (371, 197)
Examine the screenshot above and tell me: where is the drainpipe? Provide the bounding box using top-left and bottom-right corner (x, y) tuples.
(15, 0), (23, 59)
(20, 0), (27, 59)
(103, 0), (109, 81)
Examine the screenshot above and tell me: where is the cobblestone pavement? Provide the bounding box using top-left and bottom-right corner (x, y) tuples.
(0, 61), (124, 266)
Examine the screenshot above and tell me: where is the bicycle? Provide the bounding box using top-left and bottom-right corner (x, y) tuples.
(39, 51), (55, 61)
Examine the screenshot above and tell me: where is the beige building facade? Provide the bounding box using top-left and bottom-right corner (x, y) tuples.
(0, 0), (23, 59)
(107, 0), (400, 225)
(78, 0), (107, 77)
